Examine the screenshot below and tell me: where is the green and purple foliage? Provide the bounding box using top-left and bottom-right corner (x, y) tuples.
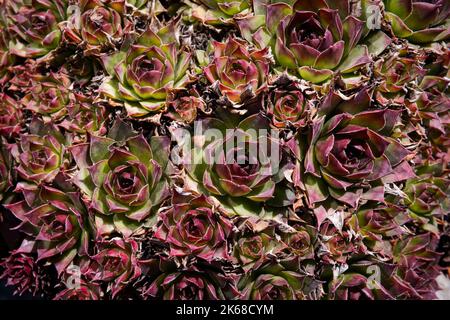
(0, 0), (449, 300)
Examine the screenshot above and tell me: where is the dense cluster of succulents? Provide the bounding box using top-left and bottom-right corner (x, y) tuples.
(0, 0), (449, 300)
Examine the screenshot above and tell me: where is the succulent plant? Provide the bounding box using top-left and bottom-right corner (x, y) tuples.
(70, 120), (171, 237)
(0, 30), (15, 85)
(167, 95), (207, 123)
(100, 19), (192, 117)
(188, 0), (251, 25)
(0, 139), (13, 201)
(0, 93), (23, 138)
(265, 79), (310, 128)
(5, 0), (67, 58)
(22, 70), (72, 122)
(64, 0), (133, 54)
(236, 0), (385, 83)
(238, 259), (320, 299)
(142, 259), (239, 299)
(58, 92), (108, 139)
(374, 47), (425, 105)
(5, 184), (90, 275)
(83, 237), (141, 297)
(53, 280), (103, 300)
(154, 191), (233, 261)
(204, 37), (270, 106)
(384, 0), (450, 43)
(10, 120), (66, 185)
(184, 114), (295, 217)
(302, 87), (414, 207)
(0, 0), (449, 301)
(0, 249), (50, 296)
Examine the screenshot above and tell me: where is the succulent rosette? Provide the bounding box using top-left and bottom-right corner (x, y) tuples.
(5, 184), (90, 275)
(53, 280), (103, 300)
(64, 0), (132, 54)
(83, 237), (141, 297)
(238, 259), (320, 300)
(143, 259), (239, 300)
(384, 0), (450, 43)
(236, 0), (385, 83)
(374, 48), (425, 105)
(0, 93), (23, 138)
(408, 76), (450, 152)
(167, 95), (207, 123)
(0, 139), (13, 200)
(204, 37), (270, 106)
(5, 0), (67, 58)
(232, 219), (281, 270)
(402, 172), (449, 231)
(302, 87), (415, 207)
(70, 120), (171, 236)
(0, 0), (449, 301)
(100, 20), (192, 118)
(0, 249), (50, 296)
(185, 114), (295, 217)
(188, 0), (251, 25)
(327, 260), (395, 300)
(318, 218), (367, 265)
(349, 204), (409, 257)
(11, 120), (66, 185)
(155, 191), (233, 261)
(22, 70), (72, 122)
(389, 233), (442, 299)
(266, 78), (310, 128)
(58, 92), (108, 139)
(0, 30), (15, 85)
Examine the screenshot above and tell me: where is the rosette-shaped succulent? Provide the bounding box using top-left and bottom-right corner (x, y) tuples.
(0, 96), (21, 140)
(0, 93), (23, 138)
(266, 78), (309, 128)
(167, 95), (207, 123)
(303, 88), (414, 207)
(0, 139), (13, 201)
(188, 0), (251, 25)
(204, 37), (270, 105)
(327, 260), (395, 300)
(280, 227), (316, 260)
(5, 0), (67, 58)
(70, 120), (171, 236)
(349, 204), (409, 257)
(374, 48), (425, 105)
(58, 92), (108, 139)
(11, 120), (66, 184)
(237, 0), (378, 83)
(232, 219), (281, 270)
(388, 233), (442, 299)
(318, 218), (367, 265)
(238, 259), (320, 299)
(0, 249), (50, 296)
(155, 191), (233, 261)
(185, 114), (295, 217)
(22, 70), (72, 122)
(143, 259), (239, 299)
(53, 280), (103, 300)
(5, 184), (90, 275)
(0, 30), (14, 85)
(100, 19), (192, 117)
(407, 76), (450, 152)
(81, 0), (128, 46)
(384, 0), (450, 43)
(402, 171), (449, 231)
(64, 0), (132, 54)
(83, 237), (141, 298)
